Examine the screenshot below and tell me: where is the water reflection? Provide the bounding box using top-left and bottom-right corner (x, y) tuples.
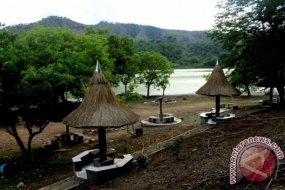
(112, 69), (213, 96)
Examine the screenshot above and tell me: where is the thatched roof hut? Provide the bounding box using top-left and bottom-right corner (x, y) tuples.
(62, 62), (139, 128)
(63, 61), (139, 156)
(196, 60), (241, 117)
(196, 61), (241, 97)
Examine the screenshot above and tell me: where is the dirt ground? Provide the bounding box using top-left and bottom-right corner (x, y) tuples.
(83, 98), (285, 190)
(90, 106), (285, 190)
(0, 95), (259, 152)
(1, 95), (271, 190)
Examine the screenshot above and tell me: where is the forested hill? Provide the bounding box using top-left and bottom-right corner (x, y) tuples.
(7, 16), (221, 67)
(96, 21), (209, 42)
(8, 16), (209, 42)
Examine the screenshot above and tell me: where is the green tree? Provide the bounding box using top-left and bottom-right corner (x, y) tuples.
(0, 28), (52, 160)
(107, 35), (134, 85)
(121, 53), (141, 93)
(0, 28), (19, 108)
(227, 68), (257, 97)
(16, 25), (79, 104)
(75, 29), (114, 86)
(137, 51), (173, 97)
(157, 76), (170, 96)
(208, 0), (285, 104)
(0, 26), (112, 160)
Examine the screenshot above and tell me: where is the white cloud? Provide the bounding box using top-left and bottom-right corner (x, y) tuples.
(0, 0), (220, 31)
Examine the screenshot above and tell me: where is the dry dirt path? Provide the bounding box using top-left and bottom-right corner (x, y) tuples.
(0, 96), (260, 152)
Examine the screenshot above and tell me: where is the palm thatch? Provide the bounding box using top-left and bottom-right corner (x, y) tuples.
(195, 63), (241, 97)
(62, 64), (139, 129)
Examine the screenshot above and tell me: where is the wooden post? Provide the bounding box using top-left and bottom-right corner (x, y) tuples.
(66, 125), (69, 134)
(158, 97), (163, 122)
(97, 128), (107, 160)
(216, 95), (220, 117)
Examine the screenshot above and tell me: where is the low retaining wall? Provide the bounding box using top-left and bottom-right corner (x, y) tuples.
(132, 125), (212, 160)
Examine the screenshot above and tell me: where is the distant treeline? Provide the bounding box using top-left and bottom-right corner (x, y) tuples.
(7, 16), (222, 68)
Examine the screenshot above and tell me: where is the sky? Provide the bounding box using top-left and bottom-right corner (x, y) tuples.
(1, 0), (221, 31)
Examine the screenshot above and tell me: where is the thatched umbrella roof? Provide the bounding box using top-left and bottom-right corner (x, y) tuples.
(196, 60), (241, 118)
(196, 61), (241, 97)
(62, 62), (139, 129)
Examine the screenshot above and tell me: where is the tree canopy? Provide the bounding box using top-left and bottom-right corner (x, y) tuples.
(0, 24), (175, 158)
(0, 25), (112, 159)
(137, 51), (174, 97)
(207, 0), (285, 103)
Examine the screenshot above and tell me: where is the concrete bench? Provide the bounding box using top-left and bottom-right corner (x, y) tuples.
(228, 103), (238, 110)
(148, 116), (160, 123)
(216, 113), (236, 124)
(86, 154), (133, 182)
(135, 128), (143, 137)
(73, 133), (84, 143)
(200, 112), (213, 123)
(205, 112), (214, 118)
(163, 116), (174, 123)
(200, 113), (209, 123)
(54, 134), (62, 140)
(72, 150), (97, 172)
(227, 113), (235, 118)
(60, 133), (71, 142)
(50, 138), (62, 149)
(258, 100), (270, 107)
(163, 113), (174, 117)
(228, 103), (233, 108)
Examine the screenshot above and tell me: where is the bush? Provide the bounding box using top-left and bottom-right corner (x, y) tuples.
(136, 154), (150, 168)
(165, 137), (185, 160)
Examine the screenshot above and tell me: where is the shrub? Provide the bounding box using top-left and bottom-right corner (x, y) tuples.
(165, 137), (185, 160)
(136, 154), (150, 168)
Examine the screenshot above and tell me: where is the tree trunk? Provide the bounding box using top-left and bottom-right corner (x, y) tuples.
(124, 83), (127, 94)
(246, 85), (251, 96)
(276, 85), (285, 106)
(269, 86), (273, 103)
(7, 125), (29, 158)
(147, 84), (151, 98)
(60, 92), (66, 103)
(27, 135), (36, 161)
(163, 88), (165, 96)
(277, 64), (285, 107)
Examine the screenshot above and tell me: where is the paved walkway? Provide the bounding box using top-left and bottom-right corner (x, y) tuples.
(39, 124), (212, 189)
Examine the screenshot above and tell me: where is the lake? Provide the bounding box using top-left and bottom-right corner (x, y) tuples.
(112, 69), (213, 96)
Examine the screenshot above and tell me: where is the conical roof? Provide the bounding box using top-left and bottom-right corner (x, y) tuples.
(62, 62), (139, 128)
(196, 61), (241, 97)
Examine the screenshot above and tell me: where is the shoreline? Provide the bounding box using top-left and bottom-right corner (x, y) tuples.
(138, 92), (267, 98)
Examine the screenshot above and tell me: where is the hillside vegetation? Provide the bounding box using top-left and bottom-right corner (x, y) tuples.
(7, 16), (221, 68)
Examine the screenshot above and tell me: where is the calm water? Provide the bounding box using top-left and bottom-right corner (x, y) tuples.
(112, 69), (213, 96)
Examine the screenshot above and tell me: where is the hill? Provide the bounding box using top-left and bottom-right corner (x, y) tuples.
(7, 16), (209, 42)
(7, 16), (221, 67)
